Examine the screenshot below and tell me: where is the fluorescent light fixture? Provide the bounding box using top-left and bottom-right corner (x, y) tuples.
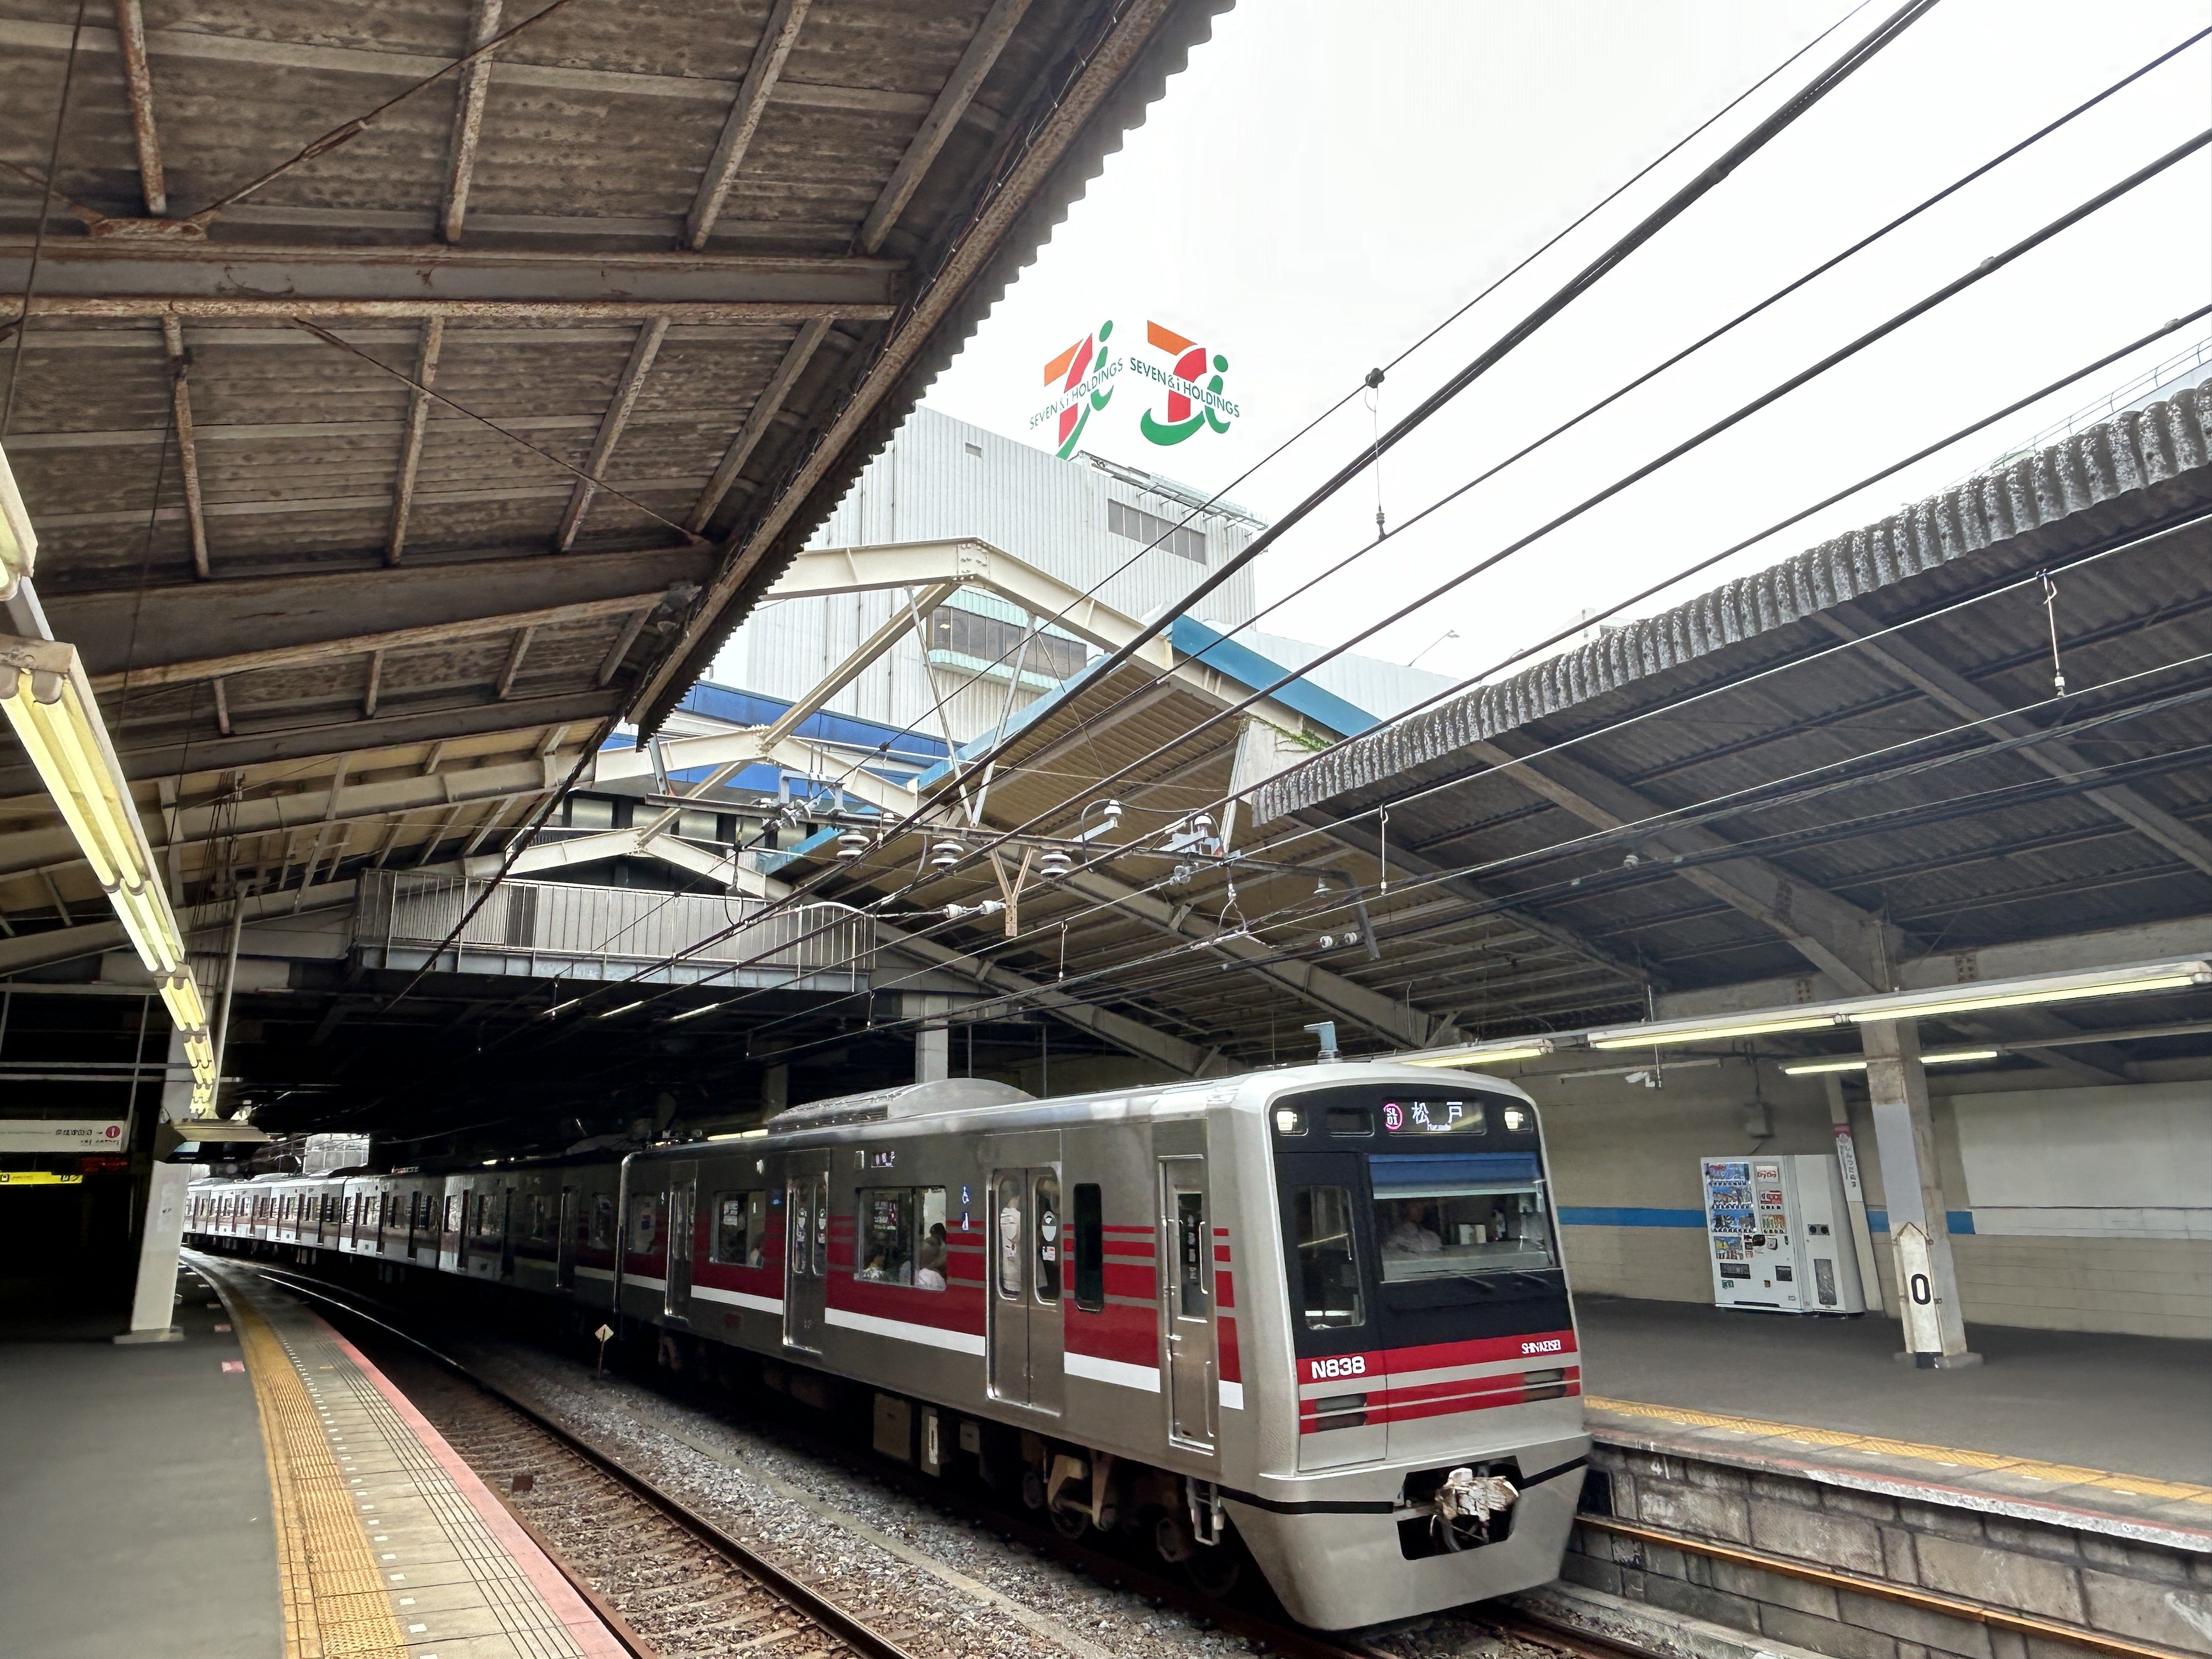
(597, 1000), (647, 1019)
(0, 636), (217, 1099)
(0, 440), (35, 598)
(1588, 1011), (1839, 1050)
(1782, 1049), (1999, 1076)
(667, 1000), (729, 1024)
(482, 1159), (499, 1167)
(539, 997), (584, 1019)
(1400, 1037), (1555, 1068)
(1, 640), (188, 977)
(1843, 961), (2212, 1025)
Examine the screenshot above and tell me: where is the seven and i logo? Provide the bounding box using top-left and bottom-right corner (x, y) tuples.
(1028, 317), (1241, 456)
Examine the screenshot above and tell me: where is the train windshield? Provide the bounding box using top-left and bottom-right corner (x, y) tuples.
(1369, 1152), (1555, 1282)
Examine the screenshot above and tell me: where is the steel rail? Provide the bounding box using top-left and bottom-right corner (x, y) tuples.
(239, 1261), (2192, 1659)
(245, 1265), (928, 1659)
(235, 1263), (1560, 1659)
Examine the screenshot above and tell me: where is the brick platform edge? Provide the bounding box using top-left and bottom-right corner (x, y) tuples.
(1525, 1438), (2212, 1659)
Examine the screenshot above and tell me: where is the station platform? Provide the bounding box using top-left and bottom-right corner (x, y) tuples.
(1575, 1295), (2212, 1549)
(0, 1252), (627, 1659)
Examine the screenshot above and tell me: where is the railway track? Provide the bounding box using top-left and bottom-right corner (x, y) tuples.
(251, 1265), (1655, 1659)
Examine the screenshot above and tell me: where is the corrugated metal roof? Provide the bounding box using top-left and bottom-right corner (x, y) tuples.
(1257, 381), (2212, 822)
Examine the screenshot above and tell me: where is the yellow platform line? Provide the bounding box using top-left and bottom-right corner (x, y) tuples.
(1584, 1395), (2212, 1508)
(231, 1284), (413, 1659)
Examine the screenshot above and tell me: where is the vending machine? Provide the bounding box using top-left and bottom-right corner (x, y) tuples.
(1700, 1154), (1867, 1314)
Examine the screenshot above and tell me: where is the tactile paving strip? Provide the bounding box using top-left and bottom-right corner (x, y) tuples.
(1585, 1394), (2212, 1505)
(233, 1286), (411, 1659)
(217, 1265), (601, 1659)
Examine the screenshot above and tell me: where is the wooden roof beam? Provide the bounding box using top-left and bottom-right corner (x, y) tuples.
(684, 0), (810, 251)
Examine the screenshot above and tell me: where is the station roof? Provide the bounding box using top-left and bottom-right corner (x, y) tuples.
(0, 0), (1232, 943)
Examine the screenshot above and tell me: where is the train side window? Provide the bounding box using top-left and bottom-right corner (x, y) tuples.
(1293, 1186), (1366, 1329)
(713, 1190), (768, 1266)
(589, 1194), (614, 1249)
(995, 1174), (1024, 1299)
(1071, 1183), (1104, 1311)
(631, 1192), (663, 1255)
(1035, 1171), (1062, 1304)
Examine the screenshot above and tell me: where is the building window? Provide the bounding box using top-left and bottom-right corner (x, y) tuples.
(924, 607), (1085, 682)
(1109, 499), (1206, 563)
(964, 441), (984, 458)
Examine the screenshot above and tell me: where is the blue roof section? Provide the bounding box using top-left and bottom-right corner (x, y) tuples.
(1168, 616), (1377, 738)
(909, 619), (1378, 793)
(600, 681), (950, 765)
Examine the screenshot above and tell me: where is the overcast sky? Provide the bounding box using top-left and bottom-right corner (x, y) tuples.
(920, 0), (2212, 686)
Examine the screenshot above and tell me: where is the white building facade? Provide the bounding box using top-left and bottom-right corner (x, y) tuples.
(714, 407), (1268, 742)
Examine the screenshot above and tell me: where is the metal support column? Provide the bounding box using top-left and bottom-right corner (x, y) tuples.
(1860, 1020), (1979, 1367)
(115, 1028), (193, 1344)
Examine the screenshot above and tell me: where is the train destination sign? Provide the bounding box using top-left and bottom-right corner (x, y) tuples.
(1382, 1099), (1484, 1135)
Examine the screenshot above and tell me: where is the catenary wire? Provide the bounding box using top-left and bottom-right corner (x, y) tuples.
(743, 0), (1939, 896)
(674, 132), (2212, 1008)
(875, 127), (2212, 901)
(333, 1), (1907, 1037)
(943, 22), (2212, 803)
(429, 305), (2212, 1059)
(706, 368), (2212, 1047)
(474, 494), (2212, 1089)
(349, 22), (2212, 1092)
(753, 667), (2212, 1062)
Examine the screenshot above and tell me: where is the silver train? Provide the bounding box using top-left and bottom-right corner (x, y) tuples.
(187, 1063), (1589, 1629)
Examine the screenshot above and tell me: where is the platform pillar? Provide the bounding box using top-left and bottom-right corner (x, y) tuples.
(116, 1029), (191, 1344)
(1860, 1019), (1978, 1368)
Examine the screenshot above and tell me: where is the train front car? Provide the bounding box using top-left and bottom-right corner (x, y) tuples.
(1237, 1067), (1587, 1629)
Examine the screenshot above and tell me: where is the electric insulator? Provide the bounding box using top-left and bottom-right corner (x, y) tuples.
(836, 828), (870, 860)
(930, 837), (964, 870)
(1039, 847), (1074, 881)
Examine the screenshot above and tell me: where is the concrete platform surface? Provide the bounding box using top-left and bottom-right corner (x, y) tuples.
(1577, 1296), (2212, 1482)
(0, 1260), (281, 1659)
(1576, 1295), (2212, 1547)
(195, 1253), (628, 1659)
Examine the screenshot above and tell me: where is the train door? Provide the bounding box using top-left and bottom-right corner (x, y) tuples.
(665, 1163), (697, 1319)
(1159, 1155), (1218, 1451)
(988, 1166), (1065, 1414)
(499, 1189), (518, 1280)
(783, 1159), (829, 1353)
(556, 1187), (578, 1290)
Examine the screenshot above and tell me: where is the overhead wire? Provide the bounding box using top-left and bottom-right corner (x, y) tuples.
(743, 0), (1936, 885)
(702, 319), (2212, 1048)
(432, 295), (2212, 1076)
(954, 20), (2212, 805)
(755, 648), (2212, 1063)
(882, 123), (2212, 903)
(681, 122), (2212, 1013)
(352, 0), (1921, 1054)
(0, 0), (88, 438)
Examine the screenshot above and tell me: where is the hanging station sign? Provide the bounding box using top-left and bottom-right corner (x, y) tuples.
(1028, 318), (1242, 459)
(0, 1118), (128, 1154)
